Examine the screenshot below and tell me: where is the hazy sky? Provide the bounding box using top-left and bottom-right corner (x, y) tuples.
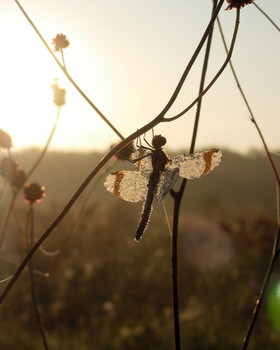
(0, 1), (279, 154)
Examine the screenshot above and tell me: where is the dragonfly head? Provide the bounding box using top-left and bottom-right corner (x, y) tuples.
(152, 135), (166, 149)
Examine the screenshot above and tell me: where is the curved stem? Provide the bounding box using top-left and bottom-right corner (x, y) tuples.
(158, 0), (225, 119)
(165, 8), (240, 122)
(253, 3), (280, 32)
(26, 107), (61, 180)
(171, 197), (182, 350)
(27, 206), (49, 349)
(14, 0), (125, 141)
(0, 0), (227, 303)
(0, 179), (7, 200)
(0, 192), (17, 249)
(216, 15), (280, 187)
(170, 2), (217, 349)
(0, 133), (145, 304)
(242, 225), (280, 349)
(0, 108), (61, 250)
(60, 49), (68, 73)
(249, 118), (280, 187)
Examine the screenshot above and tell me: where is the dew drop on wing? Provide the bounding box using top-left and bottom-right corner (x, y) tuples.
(104, 170), (148, 203)
(131, 148), (153, 176)
(155, 168), (179, 201)
(170, 149), (222, 179)
(134, 168), (161, 241)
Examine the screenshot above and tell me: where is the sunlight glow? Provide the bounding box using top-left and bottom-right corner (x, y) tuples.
(0, 2), (279, 153)
(0, 13), (63, 149)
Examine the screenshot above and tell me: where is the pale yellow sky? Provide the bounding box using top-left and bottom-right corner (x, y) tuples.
(0, 1), (279, 154)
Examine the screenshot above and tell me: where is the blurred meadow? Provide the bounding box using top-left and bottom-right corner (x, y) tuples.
(0, 149), (279, 349)
(0, 1), (279, 349)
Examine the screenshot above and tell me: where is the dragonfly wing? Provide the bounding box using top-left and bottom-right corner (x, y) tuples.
(169, 149), (222, 179)
(104, 170), (148, 202)
(154, 168), (179, 202)
(131, 148), (153, 176)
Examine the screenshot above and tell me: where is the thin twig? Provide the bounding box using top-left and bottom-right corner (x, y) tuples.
(242, 225), (280, 350)
(26, 107), (61, 179)
(0, 192), (17, 249)
(0, 179), (7, 200)
(37, 161), (116, 258)
(14, 0), (125, 140)
(0, 276), (13, 284)
(215, 10), (280, 348)
(171, 198), (182, 350)
(165, 8), (240, 122)
(60, 49), (68, 73)
(162, 200), (172, 237)
(249, 118), (280, 187)
(0, 0), (226, 304)
(159, 0), (225, 119)
(27, 206), (49, 350)
(0, 254), (48, 277)
(0, 108), (61, 249)
(216, 15), (280, 187)
(61, 161), (116, 246)
(170, 2), (218, 349)
(253, 2), (280, 32)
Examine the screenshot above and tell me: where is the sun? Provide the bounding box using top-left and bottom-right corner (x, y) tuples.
(0, 10), (64, 150)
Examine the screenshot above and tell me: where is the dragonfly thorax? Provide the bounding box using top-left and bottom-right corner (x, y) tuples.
(151, 148), (169, 173)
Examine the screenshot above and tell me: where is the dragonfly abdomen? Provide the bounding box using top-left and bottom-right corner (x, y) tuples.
(135, 172), (159, 241)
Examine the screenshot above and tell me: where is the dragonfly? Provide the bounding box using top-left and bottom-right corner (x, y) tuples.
(104, 135), (222, 241)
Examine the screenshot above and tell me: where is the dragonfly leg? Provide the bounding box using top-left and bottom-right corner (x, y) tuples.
(130, 152), (152, 164)
(143, 132), (153, 148)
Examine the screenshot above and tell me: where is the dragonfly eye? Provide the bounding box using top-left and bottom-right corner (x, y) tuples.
(152, 135), (166, 148)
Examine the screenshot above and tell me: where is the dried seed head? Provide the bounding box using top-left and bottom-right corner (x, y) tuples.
(0, 129), (12, 149)
(51, 81), (66, 106)
(112, 141), (135, 161)
(23, 182), (46, 204)
(52, 33), (70, 52)
(0, 157), (18, 180)
(226, 0), (254, 10)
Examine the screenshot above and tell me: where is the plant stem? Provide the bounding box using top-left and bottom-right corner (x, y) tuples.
(60, 49), (67, 72)
(242, 225), (280, 349)
(27, 206), (49, 350)
(0, 192), (17, 249)
(159, 0), (225, 119)
(216, 15), (280, 187)
(216, 11), (280, 348)
(170, 2), (217, 348)
(0, 179), (7, 200)
(171, 197), (182, 350)
(249, 118), (280, 187)
(0, 107), (61, 249)
(0, 0), (226, 304)
(26, 107), (61, 180)
(165, 8), (240, 122)
(253, 3), (280, 32)
(14, 0), (124, 141)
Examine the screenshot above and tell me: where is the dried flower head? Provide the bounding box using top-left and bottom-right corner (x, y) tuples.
(0, 157), (17, 180)
(23, 182), (46, 204)
(51, 81), (66, 106)
(52, 34), (70, 52)
(226, 0), (254, 10)
(10, 169), (26, 189)
(111, 141), (135, 161)
(0, 129), (12, 149)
